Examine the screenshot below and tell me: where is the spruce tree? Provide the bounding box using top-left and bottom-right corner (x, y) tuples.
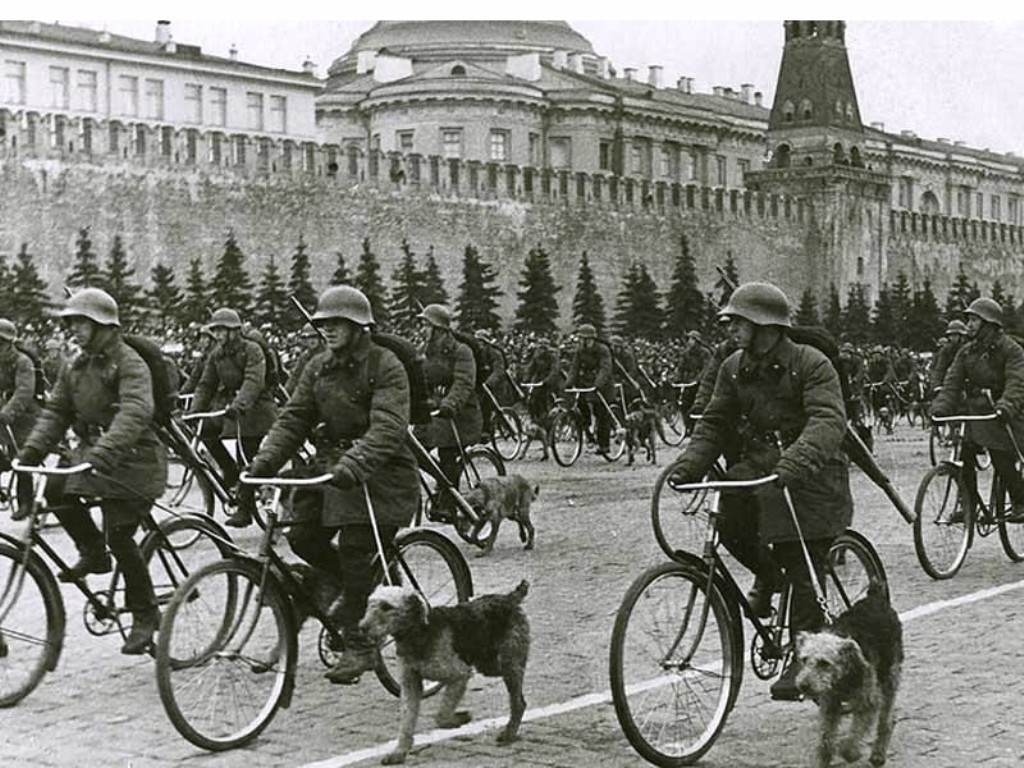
(9, 244), (49, 326)
(253, 255), (288, 328)
(571, 251), (606, 335)
(329, 251), (351, 286)
(944, 262), (977, 317)
(871, 285), (896, 344)
(824, 283), (843, 338)
(512, 244), (560, 335)
(419, 246), (449, 307)
(210, 231), (253, 311)
(907, 280), (943, 351)
(889, 272), (913, 347)
(0, 254), (11, 318)
(613, 262), (662, 340)
(794, 287), (819, 327)
(389, 239), (425, 336)
(286, 236), (318, 330)
(182, 257), (210, 326)
(713, 252), (740, 307)
(147, 262), (183, 331)
(353, 237), (389, 330)
(664, 234), (705, 337)
(67, 227), (102, 289)
(991, 279), (1013, 317)
(455, 243), (502, 333)
(104, 234), (144, 326)
(842, 283), (872, 344)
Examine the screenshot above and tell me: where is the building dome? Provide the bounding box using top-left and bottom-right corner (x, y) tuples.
(327, 20), (595, 79)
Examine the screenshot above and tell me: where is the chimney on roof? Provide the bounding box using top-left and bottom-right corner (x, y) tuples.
(937, 137), (950, 144)
(648, 65), (663, 88)
(568, 53), (584, 74)
(870, 121), (885, 131)
(229, 43), (238, 62)
(712, 86), (724, 97)
(623, 67), (636, 82)
(954, 140), (966, 147)
(155, 20), (171, 45)
(740, 83), (754, 103)
(754, 91), (763, 107)
(302, 57), (317, 75)
(597, 56), (611, 79)
(98, 29), (111, 43)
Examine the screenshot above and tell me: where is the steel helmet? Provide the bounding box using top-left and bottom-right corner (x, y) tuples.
(310, 285), (374, 326)
(576, 323), (597, 339)
(0, 318), (17, 342)
(965, 298), (1003, 328)
(718, 282), (792, 327)
(418, 304), (452, 330)
(60, 288), (120, 327)
(207, 308), (242, 329)
(945, 319), (967, 335)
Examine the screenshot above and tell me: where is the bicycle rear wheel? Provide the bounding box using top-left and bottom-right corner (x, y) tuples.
(375, 529), (474, 697)
(0, 542), (66, 707)
(155, 559), (295, 751)
(602, 405), (627, 463)
(824, 530), (888, 619)
(995, 474), (1024, 562)
(549, 408), (583, 467)
(154, 458), (216, 548)
(491, 407), (525, 462)
(913, 464), (973, 580)
(142, 515), (235, 612)
(656, 401), (686, 447)
(610, 560), (741, 767)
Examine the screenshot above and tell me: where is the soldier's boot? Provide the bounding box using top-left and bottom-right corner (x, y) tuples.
(58, 546), (112, 583)
(121, 607), (160, 655)
(324, 628), (377, 685)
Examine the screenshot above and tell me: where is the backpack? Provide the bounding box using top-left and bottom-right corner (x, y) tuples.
(451, 329), (492, 391)
(14, 342), (47, 402)
(123, 334), (180, 426)
(240, 328), (283, 391)
(788, 325), (853, 405)
(369, 331), (432, 425)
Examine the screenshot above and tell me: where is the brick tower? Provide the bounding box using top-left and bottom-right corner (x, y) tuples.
(746, 20), (891, 302)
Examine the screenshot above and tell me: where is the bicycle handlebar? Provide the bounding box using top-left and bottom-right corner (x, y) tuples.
(12, 460), (93, 475)
(564, 386), (595, 394)
(671, 381), (698, 390)
(181, 409), (229, 422)
(930, 414), (998, 424)
(239, 472), (334, 487)
(669, 474), (779, 492)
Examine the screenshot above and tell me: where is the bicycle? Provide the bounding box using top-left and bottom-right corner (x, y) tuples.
(410, 418), (506, 549)
(548, 386), (627, 467)
(656, 380), (697, 447)
(154, 471), (474, 751)
(609, 474), (887, 766)
(0, 460), (233, 706)
(517, 381), (556, 460)
(927, 417), (992, 470)
(481, 380), (526, 462)
(914, 413), (1024, 579)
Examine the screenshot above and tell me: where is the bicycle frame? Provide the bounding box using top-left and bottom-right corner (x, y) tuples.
(166, 410), (236, 507)
(406, 427), (482, 527)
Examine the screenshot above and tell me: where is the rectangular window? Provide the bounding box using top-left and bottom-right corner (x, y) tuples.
(209, 132), (222, 165)
(1010, 197), (1020, 226)
(397, 130), (414, 152)
(269, 95), (286, 133)
(49, 66), (69, 109)
(3, 60), (26, 105)
(957, 186), (970, 217)
(659, 145), (674, 177)
(489, 129), (509, 162)
(50, 115), (65, 149)
(441, 128), (462, 159)
(209, 87), (227, 127)
(688, 150), (699, 182)
(599, 140), (612, 171)
(975, 192), (984, 219)
(134, 124), (146, 157)
(118, 75), (139, 117)
(109, 122), (120, 155)
(549, 137), (571, 169)
(991, 195), (1001, 222)
(528, 133), (540, 166)
(76, 69), (97, 112)
(80, 118), (93, 154)
(715, 155), (727, 186)
(234, 135), (246, 165)
(144, 78), (164, 120)
(161, 125), (173, 157)
(246, 92), (264, 131)
(737, 158), (750, 184)
(304, 143), (316, 173)
(184, 84), (202, 124)
(185, 129), (197, 164)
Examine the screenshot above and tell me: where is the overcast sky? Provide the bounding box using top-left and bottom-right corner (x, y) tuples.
(52, 7), (1024, 157)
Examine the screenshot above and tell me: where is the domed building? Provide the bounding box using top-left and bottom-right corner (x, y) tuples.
(316, 20), (769, 198)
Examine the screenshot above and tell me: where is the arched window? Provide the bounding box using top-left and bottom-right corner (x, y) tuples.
(850, 146), (863, 168)
(833, 143), (846, 165)
(775, 143), (791, 168)
(921, 190), (941, 214)
(845, 103), (855, 122)
(834, 99), (843, 117)
(800, 99), (813, 120)
(783, 100), (795, 123)
(450, 64), (466, 76)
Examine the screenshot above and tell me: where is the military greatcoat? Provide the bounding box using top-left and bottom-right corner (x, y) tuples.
(673, 335), (853, 543)
(415, 332), (482, 448)
(0, 344), (41, 443)
(191, 335), (277, 438)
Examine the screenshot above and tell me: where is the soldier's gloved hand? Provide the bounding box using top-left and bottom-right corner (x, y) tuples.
(995, 406), (1011, 425)
(928, 404), (947, 419)
(224, 403), (240, 419)
(772, 462), (799, 490)
(246, 458), (275, 478)
(666, 464), (696, 491)
(0, 411), (14, 426)
(87, 454), (115, 476)
(436, 403), (456, 420)
(16, 446), (44, 467)
(331, 463), (359, 490)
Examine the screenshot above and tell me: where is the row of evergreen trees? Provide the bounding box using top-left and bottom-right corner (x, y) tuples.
(1, 227), (1012, 349)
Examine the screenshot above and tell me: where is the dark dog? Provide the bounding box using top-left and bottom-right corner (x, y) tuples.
(794, 582), (903, 767)
(286, 562), (342, 629)
(361, 580), (531, 765)
(624, 404), (658, 466)
(463, 474), (538, 558)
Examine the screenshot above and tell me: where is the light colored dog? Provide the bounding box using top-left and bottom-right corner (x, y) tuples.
(794, 582), (903, 768)
(462, 474), (538, 558)
(361, 580), (531, 765)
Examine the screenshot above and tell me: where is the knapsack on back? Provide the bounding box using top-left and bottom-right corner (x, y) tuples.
(14, 342), (47, 402)
(241, 328), (283, 391)
(369, 331), (432, 425)
(788, 325), (852, 405)
(451, 329), (492, 391)
(123, 334), (180, 426)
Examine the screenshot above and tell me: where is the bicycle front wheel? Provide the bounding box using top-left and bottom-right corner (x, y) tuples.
(376, 529), (473, 697)
(602, 405), (627, 463)
(0, 542), (66, 707)
(491, 407), (525, 462)
(656, 401), (686, 447)
(156, 559), (296, 752)
(824, 530), (888, 620)
(913, 464), (973, 580)
(549, 408), (583, 467)
(610, 560), (741, 767)
(651, 464), (719, 560)
(142, 515), (235, 613)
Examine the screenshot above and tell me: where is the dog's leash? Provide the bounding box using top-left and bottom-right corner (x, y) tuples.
(781, 485), (833, 627)
(363, 484), (395, 587)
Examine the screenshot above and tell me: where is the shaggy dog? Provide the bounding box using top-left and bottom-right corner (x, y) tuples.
(361, 580), (531, 765)
(794, 582), (903, 768)
(623, 403), (658, 466)
(521, 422), (549, 461)
(462, 475), (538, 558)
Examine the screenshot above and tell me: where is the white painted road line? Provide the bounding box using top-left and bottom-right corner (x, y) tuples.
(298, 577), (1024, 768)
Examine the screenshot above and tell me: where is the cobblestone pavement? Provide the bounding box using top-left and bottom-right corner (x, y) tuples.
(3, 424), (1024, 767)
